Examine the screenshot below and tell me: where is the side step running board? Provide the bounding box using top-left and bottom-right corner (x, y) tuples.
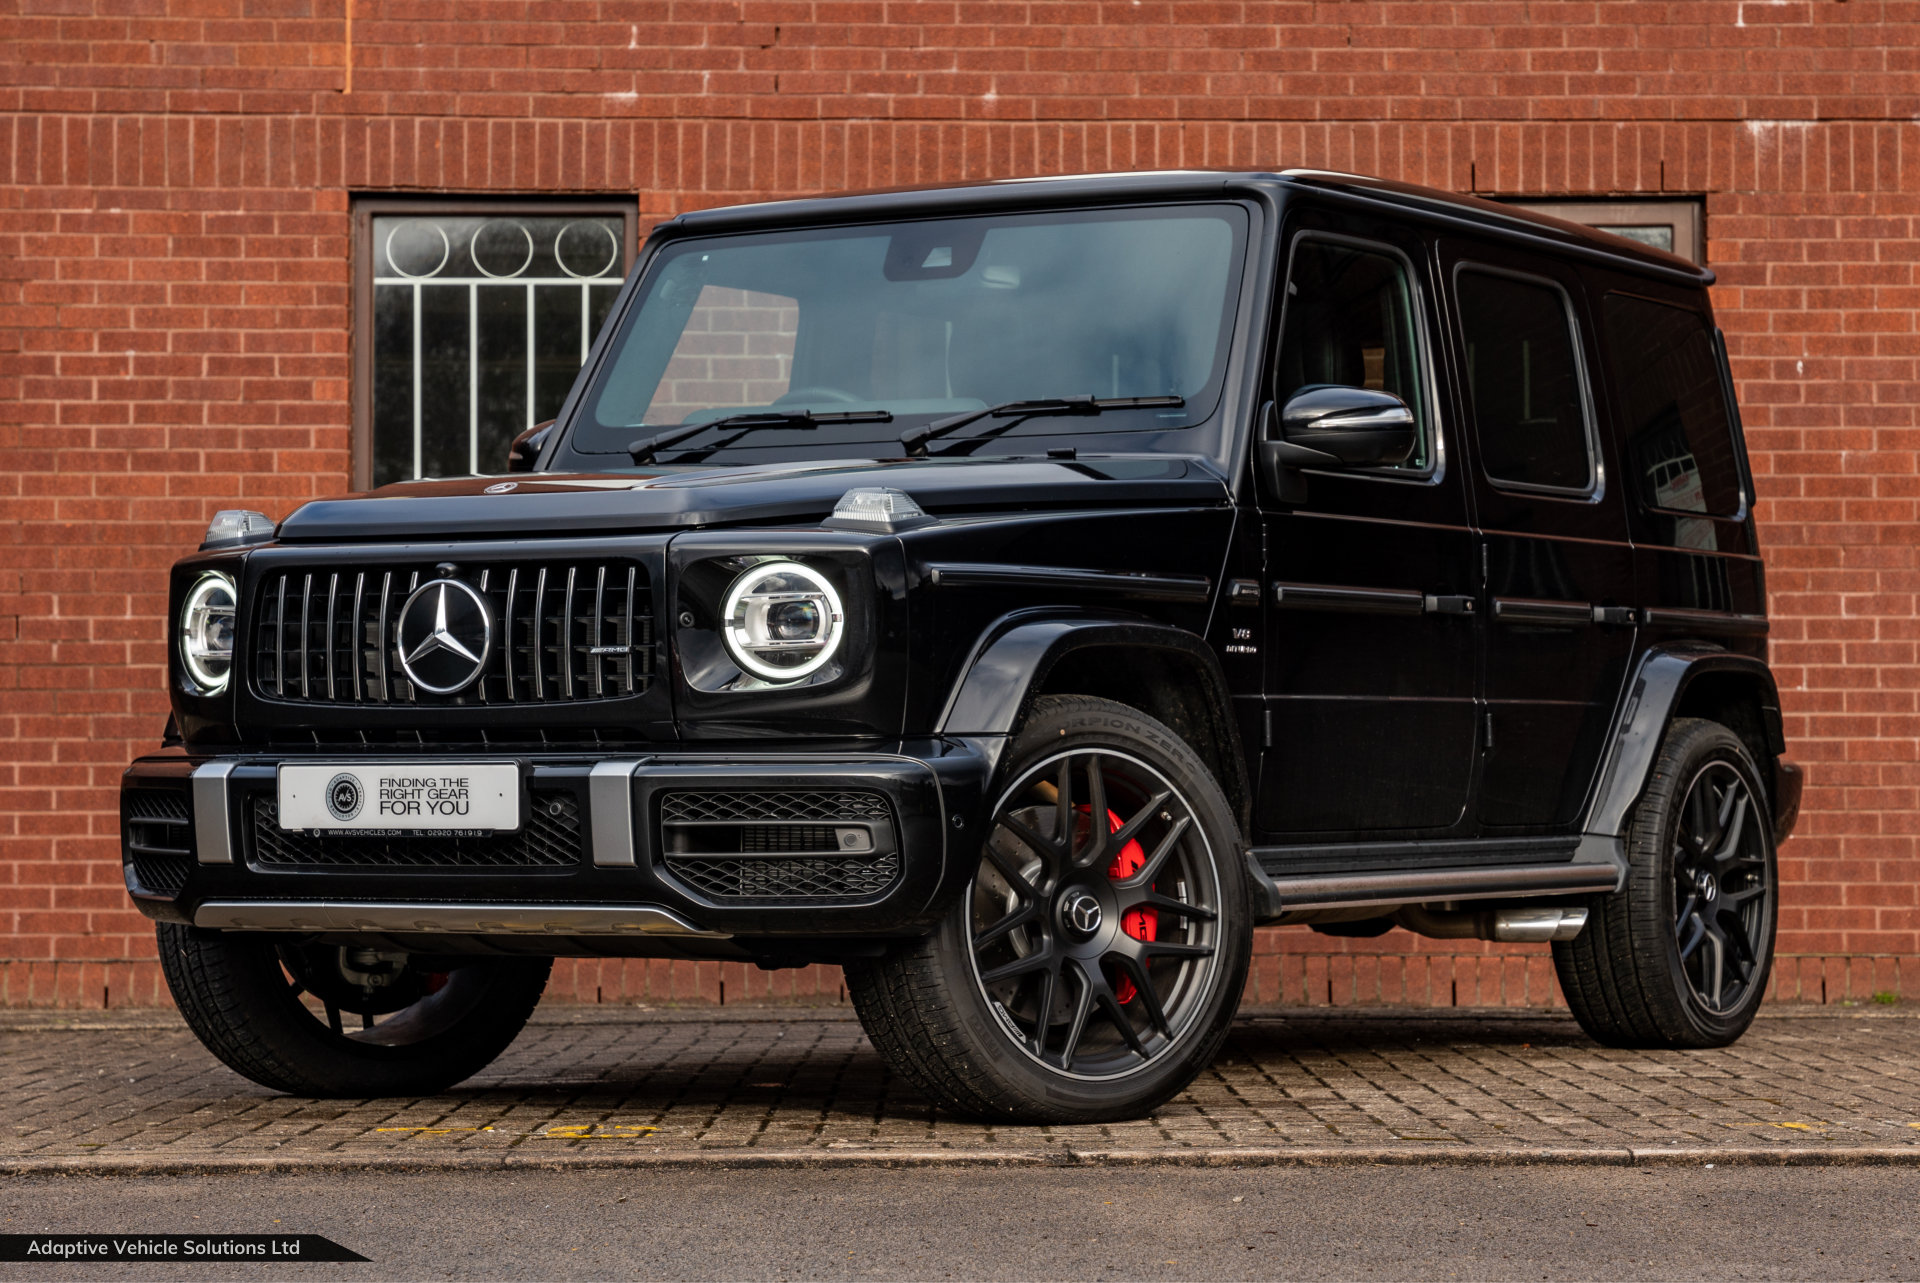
(1255, 861), (1620, 914)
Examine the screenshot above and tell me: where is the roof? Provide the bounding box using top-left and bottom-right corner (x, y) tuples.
(666, 168), (1711, 286)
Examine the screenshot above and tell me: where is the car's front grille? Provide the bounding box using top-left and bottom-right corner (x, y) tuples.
(124, 788), (195, 896)
(658, 789), (902, 901)
(252, 560), (652, 706)
(246, 792), (584, 870)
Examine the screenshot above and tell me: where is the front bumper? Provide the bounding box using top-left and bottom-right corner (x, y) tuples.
(121, 742), (992, 952)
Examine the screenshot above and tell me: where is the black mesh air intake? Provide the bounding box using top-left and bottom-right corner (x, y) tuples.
(658, 789), (902, 901)
(124, 788), (195, 897)
(247, 792), (583, 870)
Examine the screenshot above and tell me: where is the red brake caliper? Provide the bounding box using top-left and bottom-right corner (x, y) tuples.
(1079, 806), (1158, 1003)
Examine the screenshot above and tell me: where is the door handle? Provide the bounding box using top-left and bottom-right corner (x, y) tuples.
(1273, 582), (1426, 615)
(1492, 597), (1594, 627)
(1273, 582), (1479, 617)
(1591, 605), (1637, 627)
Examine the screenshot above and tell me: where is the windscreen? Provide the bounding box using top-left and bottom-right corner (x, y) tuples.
(570, 205), (1248, 459)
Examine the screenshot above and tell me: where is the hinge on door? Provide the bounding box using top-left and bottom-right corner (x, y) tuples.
(1264, 707), (1273, 749)
(1484, 709), (1495, 752)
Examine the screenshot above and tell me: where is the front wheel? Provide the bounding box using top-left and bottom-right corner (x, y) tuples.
(1553, 717), (1778, 1048)
(158, 924), (551, 1096)
(846, 695), (1252, 1123)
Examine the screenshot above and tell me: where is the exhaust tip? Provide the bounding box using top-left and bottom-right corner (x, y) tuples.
(1492, 907), (1589, 943)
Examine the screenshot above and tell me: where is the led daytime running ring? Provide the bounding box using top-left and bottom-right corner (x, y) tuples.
(179, 571), (237, 695)
(722, 561), (845, 682)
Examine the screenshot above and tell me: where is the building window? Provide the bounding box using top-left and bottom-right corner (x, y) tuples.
(352, 200), (637, 488)
(1506, 199), (1704, 266)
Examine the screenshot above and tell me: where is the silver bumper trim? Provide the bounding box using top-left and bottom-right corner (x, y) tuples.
(191, 901), (727, 938)
(192, 762), (237, 865)
(588, 759), (645, 867)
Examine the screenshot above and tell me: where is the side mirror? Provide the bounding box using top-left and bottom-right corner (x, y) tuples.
(505, 419), (556, 473)
(1280, 385), (1417, 465)
(1258, 385), (1417, 504)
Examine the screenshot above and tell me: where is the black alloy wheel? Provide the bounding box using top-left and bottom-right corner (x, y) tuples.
(845, 695), (1251, 1123)
(159, 923), (551, 1096)
(1554, 717), (1779, 1049)
(970, 747), (1222, 1078)
(1670, 760), (1771, 1014)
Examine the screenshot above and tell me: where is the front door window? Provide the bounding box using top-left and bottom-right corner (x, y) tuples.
(1274, 240), (1430, 470)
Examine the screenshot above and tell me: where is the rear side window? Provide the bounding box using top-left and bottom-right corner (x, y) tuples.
(1603, 294), (1744, 517)
(1456, 269), (1593, 492)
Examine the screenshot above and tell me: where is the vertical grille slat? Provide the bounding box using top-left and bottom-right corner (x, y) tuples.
(592, 564), (606, 699)
(350, 573), (366, 703)
(274, 576), (287, 697)
(503, 567), (518, 702)
(476, 569), (490, 705)
(623, 566), (637, 695)
(254, 559), (651, 707)
(561, 565), (577, 699)
(324, 572), (339, 701)
(376, 571), (393, 702)
(403, 571), (419, 702)
(532, 566), (548, 701)
(299, 573), (312, 699)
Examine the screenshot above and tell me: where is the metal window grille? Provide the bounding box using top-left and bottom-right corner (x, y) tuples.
(359, 207), (633, 487)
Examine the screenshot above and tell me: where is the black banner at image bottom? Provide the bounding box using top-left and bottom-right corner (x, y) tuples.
(1, 1234), (370, 1263)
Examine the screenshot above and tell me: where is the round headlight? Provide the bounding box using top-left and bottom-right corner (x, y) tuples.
(180, 572), (237, 694)
(721, 561), (845, 682)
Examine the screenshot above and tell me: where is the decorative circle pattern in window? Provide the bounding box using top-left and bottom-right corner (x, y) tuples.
(370, 212), (628, 487)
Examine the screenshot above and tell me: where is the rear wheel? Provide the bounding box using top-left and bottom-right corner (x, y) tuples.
(1553, 717), (1777, 1048)
(847, 695), (1251, 1123)
(158, 924), (550, 1096)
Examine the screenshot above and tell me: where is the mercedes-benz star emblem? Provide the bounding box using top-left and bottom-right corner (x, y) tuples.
(395, 578), (493, 694)
(1061, 891), (1104, 939)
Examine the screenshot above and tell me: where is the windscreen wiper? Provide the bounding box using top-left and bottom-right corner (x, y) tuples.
(628, 409), (893, 464)
(900, 395), (1185, 457)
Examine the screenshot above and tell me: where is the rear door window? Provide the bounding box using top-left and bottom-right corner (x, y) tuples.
(1602, 293), (1745, 518)
(1456, 268), (1595, 493)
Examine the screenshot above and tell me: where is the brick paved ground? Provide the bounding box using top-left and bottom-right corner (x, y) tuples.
(6, 1006), (1920, 1172)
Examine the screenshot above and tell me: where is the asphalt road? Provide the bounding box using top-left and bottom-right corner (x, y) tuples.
(3, 1164), (1917, 1280)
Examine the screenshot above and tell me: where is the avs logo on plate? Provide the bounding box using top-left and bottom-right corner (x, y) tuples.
(324, 772), (363, 822)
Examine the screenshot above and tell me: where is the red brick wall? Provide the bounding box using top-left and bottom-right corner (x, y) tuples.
(4, 1), (1917, 1008)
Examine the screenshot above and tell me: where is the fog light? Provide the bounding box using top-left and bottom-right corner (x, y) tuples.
(722, 561), (844, 681)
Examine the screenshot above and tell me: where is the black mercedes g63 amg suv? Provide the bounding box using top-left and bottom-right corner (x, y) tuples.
(125, 170), (1801, 1123)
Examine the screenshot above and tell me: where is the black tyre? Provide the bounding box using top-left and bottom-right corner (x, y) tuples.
(157, 924), (551, 1096)
(1553, 717), (1778, 1048)
(846, 695), (1252, 1123)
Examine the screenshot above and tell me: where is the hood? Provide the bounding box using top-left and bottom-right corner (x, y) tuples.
(272, 455), (1232, 543)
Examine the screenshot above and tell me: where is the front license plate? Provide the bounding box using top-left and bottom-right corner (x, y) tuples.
(277, 763), (521, 833)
